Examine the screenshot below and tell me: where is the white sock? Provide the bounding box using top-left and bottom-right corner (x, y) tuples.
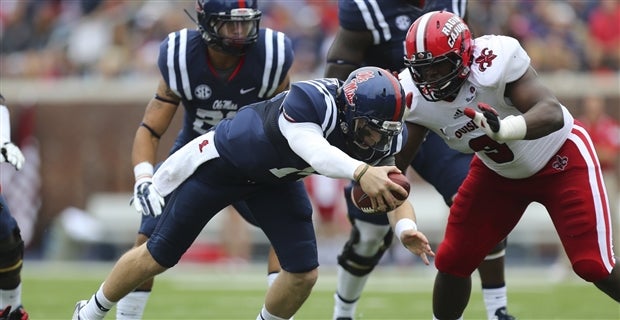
(81, 285), (114, 320)
(0, 283), (21, 309)
(267, 272), (279, 287)
(116, 291), (150, 319)
(257, 305), (289, 320)
(333, 266), (367, 319)
(482, 286), (507, 320)
(333, 291), (359, 320)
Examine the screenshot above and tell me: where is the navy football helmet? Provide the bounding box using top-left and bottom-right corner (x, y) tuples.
(195, 0), (261, 55)
(338, 67), (407, 161)
(404, 11), (473, 102)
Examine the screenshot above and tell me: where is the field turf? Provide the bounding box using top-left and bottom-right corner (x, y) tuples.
(22, 261), (619, 319)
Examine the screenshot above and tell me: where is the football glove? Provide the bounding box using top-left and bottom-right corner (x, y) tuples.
(132, 177), (165, 217)
(464, 103), (527, 142)
(0, 141), (25, 170)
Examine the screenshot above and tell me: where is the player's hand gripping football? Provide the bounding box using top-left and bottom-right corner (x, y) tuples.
(356, 165), (408, 212)
(464, 103), (526, 142)
(400, 229), (435, 265)
(132, 177), (165, 217)
(0, 141), (25, 170)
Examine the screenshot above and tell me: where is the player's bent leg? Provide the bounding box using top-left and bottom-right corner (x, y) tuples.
(432, 271), (471, 320)
(588, 262), (620, 302)
(116, 226), (155, 319)
(262, 268), (318, 319)
(0, 228), (23, 291)
(476, 239), (515, 320)
(334, 217), (392, 320)
(76, 245), (167, 320)
(267, 246), (282, 287)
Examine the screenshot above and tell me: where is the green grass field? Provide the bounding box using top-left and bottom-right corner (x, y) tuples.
(22, 261), (619, 319)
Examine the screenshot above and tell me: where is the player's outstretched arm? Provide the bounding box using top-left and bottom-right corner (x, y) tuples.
(387, 201), (434, 265)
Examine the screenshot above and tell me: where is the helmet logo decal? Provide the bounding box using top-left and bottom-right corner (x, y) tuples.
(441, 15), (467, 48)
(474, 48), (497, 72)
(343, 70), (375, 107)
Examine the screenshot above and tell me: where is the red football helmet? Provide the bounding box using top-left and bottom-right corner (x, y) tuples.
(404, 11), (473, 102)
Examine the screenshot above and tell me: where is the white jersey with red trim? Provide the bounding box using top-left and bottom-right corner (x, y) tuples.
(401, 35), (574, 179)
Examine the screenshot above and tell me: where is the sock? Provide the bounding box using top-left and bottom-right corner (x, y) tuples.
(482, 286), (507, 320)
(81, 285), (114, 320)
(116, 290), (150, 319)
(256, 305), (289, 320)
(333, 292), (358, 320)
(267, 272), (279, 287)
(0, 283), (21, 309)
(433, 316), (463, 320)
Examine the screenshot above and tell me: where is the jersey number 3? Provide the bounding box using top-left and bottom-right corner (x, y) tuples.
(468, 135), (514, 163)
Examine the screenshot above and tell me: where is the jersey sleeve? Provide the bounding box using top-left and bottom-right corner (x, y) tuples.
(157, 32), (181, 96)
(337, 0), (390, 45)
(258, 28), (295, 98)
(470, 35), (531, 88)
(337, 0), (367, 31)
(281, 82), (323, 124)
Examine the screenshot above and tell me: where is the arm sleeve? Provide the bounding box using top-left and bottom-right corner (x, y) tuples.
(0, 105), (10, 142)
(279, 115), (364, 180)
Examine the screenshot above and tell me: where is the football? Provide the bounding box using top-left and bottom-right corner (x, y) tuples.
(351, 172), (410, 214)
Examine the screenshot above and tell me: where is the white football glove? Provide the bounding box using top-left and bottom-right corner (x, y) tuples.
(132, 177), (165, 217)
(464, 103), (527, 142)
(0, 141), (25, 170)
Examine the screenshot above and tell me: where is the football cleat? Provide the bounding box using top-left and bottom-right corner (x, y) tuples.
(0, 306), (11, 320)
(493, 307), (516, 320)
(8, 306), (28, 320)
(72, 300), (87, 320)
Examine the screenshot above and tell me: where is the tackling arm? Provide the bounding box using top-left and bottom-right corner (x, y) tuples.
(505, 66), (564, 138)
(387, 201), (434, 265)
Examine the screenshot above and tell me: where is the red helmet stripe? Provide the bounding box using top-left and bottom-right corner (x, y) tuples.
(238, 0), (247, 8)
(385, 71), (403, 121)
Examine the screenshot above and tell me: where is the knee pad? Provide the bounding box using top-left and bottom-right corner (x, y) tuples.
(484, 238), (507, 260)
(0, 228), (24, 282)
(337, 221), (393, 277)
(572, 259), (610, 282)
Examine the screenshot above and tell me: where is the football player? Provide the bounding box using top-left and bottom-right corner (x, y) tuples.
(0, 94), (29, 320)
(72, 66), (436, 320)
(120, 0), (293, 318)
(324, 1), (515, 319)
(400, 11), (620, 319)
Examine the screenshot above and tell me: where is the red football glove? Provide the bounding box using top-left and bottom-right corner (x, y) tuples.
(464, 103), (527, 142)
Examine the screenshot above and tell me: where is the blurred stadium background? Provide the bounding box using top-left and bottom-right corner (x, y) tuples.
(0, 0), (619, 318)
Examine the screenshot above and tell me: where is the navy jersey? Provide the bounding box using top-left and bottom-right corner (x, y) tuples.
(214, 79), (404, 184)
(338, 0), (467, 73)
(158, 27), (294, 153)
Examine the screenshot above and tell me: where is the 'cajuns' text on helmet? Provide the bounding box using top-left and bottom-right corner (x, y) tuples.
(404, 11), (473, 102)
(195, 0), (261, 55)
(338, 66), (408, 161)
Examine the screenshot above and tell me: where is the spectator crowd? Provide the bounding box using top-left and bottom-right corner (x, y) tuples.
(1, 0), (619, 80)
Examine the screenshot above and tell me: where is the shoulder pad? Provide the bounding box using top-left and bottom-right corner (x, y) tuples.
(469, 35), (530, 88)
